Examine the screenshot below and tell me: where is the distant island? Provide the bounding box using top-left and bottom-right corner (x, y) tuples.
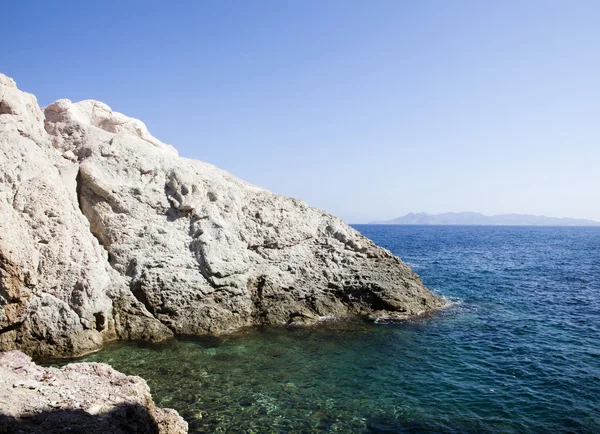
(370, 212), (600, 226)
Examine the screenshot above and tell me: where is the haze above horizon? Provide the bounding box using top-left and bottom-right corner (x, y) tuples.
(3, 0), (599, 223)
(369, 211), (600, 226)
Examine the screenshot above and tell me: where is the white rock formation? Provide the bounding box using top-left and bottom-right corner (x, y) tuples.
(0, 350), (187, 433)
(0, 74), (173, 357)
(0, 73), (443, 357)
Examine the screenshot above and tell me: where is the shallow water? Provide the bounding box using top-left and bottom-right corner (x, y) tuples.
(54, 226), (600, 433)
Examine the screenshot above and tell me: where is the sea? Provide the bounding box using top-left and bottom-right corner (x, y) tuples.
(55, 225), (600, 433)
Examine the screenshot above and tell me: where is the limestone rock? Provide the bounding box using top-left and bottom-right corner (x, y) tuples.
(44, 98), (178, 156)
(0, 350), (187, 433)
(0, 74), (172, 357)
(0, 73), (443, 357)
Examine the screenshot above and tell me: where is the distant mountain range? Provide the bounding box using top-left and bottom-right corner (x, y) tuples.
(370, 212), (600, 226)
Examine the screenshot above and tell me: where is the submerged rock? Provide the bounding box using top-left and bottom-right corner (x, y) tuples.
(0, 350), (187, 433)
(0, 73), (444, 358)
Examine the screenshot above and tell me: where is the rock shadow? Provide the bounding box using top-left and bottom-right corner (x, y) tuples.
(0, 402), (162, 434)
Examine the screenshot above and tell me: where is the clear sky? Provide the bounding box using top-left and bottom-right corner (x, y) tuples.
(3, 0), (599, 223)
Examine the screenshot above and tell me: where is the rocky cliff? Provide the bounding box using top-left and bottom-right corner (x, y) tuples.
(0, 73), (443, 358)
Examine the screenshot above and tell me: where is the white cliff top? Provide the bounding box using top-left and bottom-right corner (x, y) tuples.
(45, 98), (179, 155)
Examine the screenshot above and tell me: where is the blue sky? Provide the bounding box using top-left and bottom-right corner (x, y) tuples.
(3, 1), (599, 222)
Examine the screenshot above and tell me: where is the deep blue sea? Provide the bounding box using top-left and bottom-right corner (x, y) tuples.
(58, 225), (600, 433)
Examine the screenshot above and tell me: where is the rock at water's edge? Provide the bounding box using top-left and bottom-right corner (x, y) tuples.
(0, 73), (444, 358)
(0, 350), (187, 433)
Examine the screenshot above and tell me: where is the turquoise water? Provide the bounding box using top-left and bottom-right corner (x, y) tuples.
(57, 226), (600, 433)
